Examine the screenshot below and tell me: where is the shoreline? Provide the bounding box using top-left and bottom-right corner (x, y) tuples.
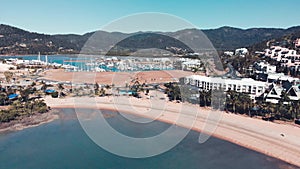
(1, 95), (300, 167)
(44, 96), (300, 167)
(0, 109), (59, 133)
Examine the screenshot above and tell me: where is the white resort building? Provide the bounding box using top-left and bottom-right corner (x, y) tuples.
(181, 59), (202, 71)
(184, 75), (268, 99)
(265, 46), (300, 69)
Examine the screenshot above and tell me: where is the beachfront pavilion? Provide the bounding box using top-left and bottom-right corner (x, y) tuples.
(184, 75), (268, 99)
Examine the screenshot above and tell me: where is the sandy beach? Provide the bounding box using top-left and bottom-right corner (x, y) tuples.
(40, 69), (196, 85)
(43, 95), (300, 167)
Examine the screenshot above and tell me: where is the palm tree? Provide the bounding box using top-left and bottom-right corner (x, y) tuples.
(58, 83), (64, 97)
(41, 83), (48, 91)
(94, 82), (99, 94)
(199, 90), (211, 107)
(20, 88), (31, 102)
(211, 89), (226, 110)
(238, 93), (251, 114)
(191, 67), (199, 73)
(100, 88), (106, 96)
(295, 101), (300, 119)
(231, 95), (239, 113)
(278, 91), (291, 119)
(226, 90), (239, 113)
(265, 102), (277, 118)
(58, 83), (64, 91)
(31, 81), (36, 87)
(205, 90), (212, 106)
(0, 92), (8, 105)
(105, 85), (111, 90)
(171, 85), (181, 101)
(4, 71), (13, 83)
(291, 100), (300, 119)
(116, 87), (120, 96)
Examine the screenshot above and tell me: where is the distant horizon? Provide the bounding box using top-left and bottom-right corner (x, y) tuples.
(2, 23), (300, 35)
(1, 0), (300, 35)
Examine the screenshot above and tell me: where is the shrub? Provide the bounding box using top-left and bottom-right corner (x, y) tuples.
(51, 92), (58, 98)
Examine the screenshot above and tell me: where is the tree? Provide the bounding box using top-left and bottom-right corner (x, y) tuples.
(94, 82), (99, 94)
(0, 92), (8, 105)
(169, 84), (181, 101)
(51, 92), (59, 98)
(99, 88), (106, 96)
(116, 87), (120, 96)
(291, 101), (300, 119)
(4, 71), (13, 83)
(58, 83), (64, 97)
(41, 83), (48, 91)
(20, 88), (31, 102)
(58, 83), (64, 91)
(191, 67), (199, 73)
(239, 93), (252, 114)
(199, 90), (212, 107)
(30, 81), (36, 87)
(226, 90), (240, 113)
(105, 85), (111, 90)
(211, 89), (226, 110)
(278, 91), (291, 119)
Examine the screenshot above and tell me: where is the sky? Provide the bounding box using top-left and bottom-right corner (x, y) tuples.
(1, 0), (300, 35)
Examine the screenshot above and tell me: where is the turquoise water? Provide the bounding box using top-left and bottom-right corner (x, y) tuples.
(0, 55), (70, 65)
(0, 109), (298, 169)
(119, 90), (135, 95)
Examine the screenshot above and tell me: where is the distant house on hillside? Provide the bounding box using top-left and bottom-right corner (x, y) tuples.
(253, 61), (276, 74)
(235, 48), (248, 57)
(265, 46), (300, 70)
(295, 38), (300, 48)
(224, 51), (234, 56)
(182, 60), (202, 71)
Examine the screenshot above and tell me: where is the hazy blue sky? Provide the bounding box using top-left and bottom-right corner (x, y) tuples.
(1, 0), (299, 34)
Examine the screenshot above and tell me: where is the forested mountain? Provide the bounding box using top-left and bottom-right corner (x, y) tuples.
(1, 24), (300, 55)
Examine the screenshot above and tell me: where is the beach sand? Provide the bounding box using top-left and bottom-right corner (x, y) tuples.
(44, 95), (300, 167)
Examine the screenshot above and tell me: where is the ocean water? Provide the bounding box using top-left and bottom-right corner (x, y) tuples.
(0, 109), (298, 169)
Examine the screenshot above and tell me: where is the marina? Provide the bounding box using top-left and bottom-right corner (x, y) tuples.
(0, 54), (202, 72)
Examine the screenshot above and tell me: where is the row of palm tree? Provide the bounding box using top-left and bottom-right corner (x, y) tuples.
(164, 83), (181, 101)
(225, 90), (252, 115)
(165, 82), (300, 121)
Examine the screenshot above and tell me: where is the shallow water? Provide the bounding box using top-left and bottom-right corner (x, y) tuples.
(0, 108), (298, 169)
